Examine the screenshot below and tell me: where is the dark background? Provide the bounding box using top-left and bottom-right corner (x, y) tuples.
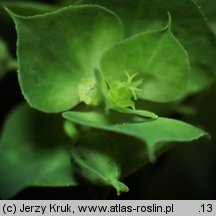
(0, 0), (215, 199)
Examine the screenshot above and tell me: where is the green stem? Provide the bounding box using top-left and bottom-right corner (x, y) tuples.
(111, 179), (129, 196)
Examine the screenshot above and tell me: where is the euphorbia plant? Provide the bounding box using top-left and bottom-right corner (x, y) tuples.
(0, 0), (215, 199)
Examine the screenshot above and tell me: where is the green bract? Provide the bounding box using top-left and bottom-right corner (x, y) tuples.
(81, 0), (216, 93)
(100, 17), (189, 103)
(7, 5), (123, 112)
(7, 4), (191, 113)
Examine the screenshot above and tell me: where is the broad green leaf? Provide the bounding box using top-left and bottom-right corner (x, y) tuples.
(0, 38), (17, 78)
(7, 5), (123, 112)
(71, 132), (129, 195)
(63, 111), (209, 161)
(100, 19), (189, 103)
(80, 0), (216, 93)
(0, 104), (77, 199)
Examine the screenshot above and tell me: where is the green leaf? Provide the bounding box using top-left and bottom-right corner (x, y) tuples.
(100, 18), (189, 103)
(7, 5), (123, 112)
(80, 0), (216, 93)
(71, 132), (129, 195)
(63, 111), (209, 161)
(0, 104), (77, 199)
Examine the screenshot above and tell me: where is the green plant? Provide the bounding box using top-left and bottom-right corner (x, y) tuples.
(0, 0), (215, 199)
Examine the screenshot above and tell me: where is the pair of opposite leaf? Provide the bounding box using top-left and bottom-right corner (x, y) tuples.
(6, 5), (189, 116)
(2, 0), (216, 95)
(0, 4), (209, 198)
